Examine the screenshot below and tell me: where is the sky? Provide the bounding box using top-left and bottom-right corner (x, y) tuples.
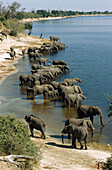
(2, 0), (112, 12)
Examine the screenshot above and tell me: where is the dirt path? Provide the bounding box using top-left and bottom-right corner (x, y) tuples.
(31, 133), (111, 170)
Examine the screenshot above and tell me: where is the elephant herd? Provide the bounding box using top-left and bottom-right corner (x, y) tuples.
(19, 37), (104, 150)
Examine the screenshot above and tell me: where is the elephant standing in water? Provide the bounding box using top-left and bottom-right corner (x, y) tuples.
(77, 105), (104, 127)
(64, 93), (86, 108)
(65, 118), (94, 138)
(25, 115), (46, 139)
(61, 124), (88, 149)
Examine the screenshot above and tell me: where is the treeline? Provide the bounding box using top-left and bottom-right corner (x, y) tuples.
(0, 1), (112, 20)
(0, 1), (112, 36)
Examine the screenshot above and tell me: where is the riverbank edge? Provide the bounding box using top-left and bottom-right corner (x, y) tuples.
(21, 14), (112, 23)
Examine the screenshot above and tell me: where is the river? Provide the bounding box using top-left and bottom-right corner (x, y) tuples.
(0, 16), (112, 144)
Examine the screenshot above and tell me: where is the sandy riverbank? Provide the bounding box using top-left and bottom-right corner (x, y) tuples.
(21, 14), (112, 23)
(0, 33), (50, 85)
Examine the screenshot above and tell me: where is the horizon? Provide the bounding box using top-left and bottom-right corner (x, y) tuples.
(2, 0), (112, 12)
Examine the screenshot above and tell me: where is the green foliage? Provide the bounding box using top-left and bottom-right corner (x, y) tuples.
(0, 116), (37, 156)
(103, 155), (112, 169)
(6, 18), (24, 36)
(9, 29), (17, 36)
(25, 22), (32, 30)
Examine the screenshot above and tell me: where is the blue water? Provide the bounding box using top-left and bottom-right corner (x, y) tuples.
(0, 16), (112, 144)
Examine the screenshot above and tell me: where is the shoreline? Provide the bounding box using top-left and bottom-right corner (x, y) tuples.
(0, 33), (50, 85)
(21, 14), (112, 23)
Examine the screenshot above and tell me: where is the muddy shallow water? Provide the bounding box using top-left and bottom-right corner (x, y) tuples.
(0, 16), (112, 145)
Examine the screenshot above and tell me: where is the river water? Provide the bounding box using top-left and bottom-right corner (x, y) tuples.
(0, 16), (112, 145)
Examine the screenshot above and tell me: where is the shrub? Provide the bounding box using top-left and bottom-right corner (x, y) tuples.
(25, 22), (32, 30)
(0, 116), (37, 156)
(103, 155), (112, 169)
(9, 29), (17, 36)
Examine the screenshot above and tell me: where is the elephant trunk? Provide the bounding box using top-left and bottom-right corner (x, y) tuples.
(60, 133), (64, 144)
(99, 112), (105, 127)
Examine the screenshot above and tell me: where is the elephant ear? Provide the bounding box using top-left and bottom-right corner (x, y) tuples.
(89, 106), (97, 116)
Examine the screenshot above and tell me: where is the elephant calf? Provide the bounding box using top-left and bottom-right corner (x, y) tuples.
(61, 124), (88, 150)
(65, 118), (94, 138)
(25, 115), (46, 139)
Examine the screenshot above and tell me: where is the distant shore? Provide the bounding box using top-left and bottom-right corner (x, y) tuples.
(21, 14), (112, 23)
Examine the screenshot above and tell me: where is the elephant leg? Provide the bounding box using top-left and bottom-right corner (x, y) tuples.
(40, 128), (46, 139)
(29, 125), (34, 137)
(90, 116), (94, 124)
(68, 133), (71, 139)
(71, 136), (76, 148)
(78, 140), (83, 149)
(84, 138), (88, 150)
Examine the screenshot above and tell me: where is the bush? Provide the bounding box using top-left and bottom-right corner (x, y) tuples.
(103, 155), (112, 169)
(0, 116), (37, 156)
(9, 29), (17, 36)
(25, 22), (32, 30)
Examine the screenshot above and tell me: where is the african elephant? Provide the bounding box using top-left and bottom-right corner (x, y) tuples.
(25, 115), (46, 139)
(27, 84), (54, 99)
(38, 58), (50, 66)
(53, 36), (60, 42)
(27, 84), (47, 99)
(50, 81), (68, 90)
(64, 93), (86, 108)
(65, 118), (94, 138)
(49, 36), (54, 41)
(77, 105), (104, 127)
(10, 49), (16, 60)
(27, 47), (38, 54)
(19, 74), (37, 87)
(43, 90), (59, 98)
(22, 49), (26, 56)
(64, 77), (82, 86)
(60, 85), (83, 100)
(56, 65), (69, 72)
(52, 60), (67, 65)
(61, 124), (88, 149)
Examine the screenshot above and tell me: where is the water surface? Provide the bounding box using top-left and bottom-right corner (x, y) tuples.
(0, 16), (112, 144)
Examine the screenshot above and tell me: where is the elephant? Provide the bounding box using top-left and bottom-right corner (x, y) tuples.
(27, 84), (54, 99)
(36, 53), (44, 58)
(56, 65), (70, 72)
(22, 49), (26, 56)
(43, 90), (59, 98)
(10, 48), (16, 60)
(25, 115), (46, 139)
(65, 118), (94, 138)
(10, 50), (16, 60)
(27, 47), (38, 54)
(38, 58), (50, 66)
(64, 93), (86, 108)
(50, 81), (68, 90)
(31, 64), (46, 70)
(52, 60), (67, 66)
(77, 105), (104, 127)
(53, 36), (60, 42)
(60, 85), (83, 100)
(53, 42), (66, 49)
(19, 74), (37, 87)
(63, 77), (82, 86)
(49, 36), (54, 41)
(61, 124), (88, 149)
